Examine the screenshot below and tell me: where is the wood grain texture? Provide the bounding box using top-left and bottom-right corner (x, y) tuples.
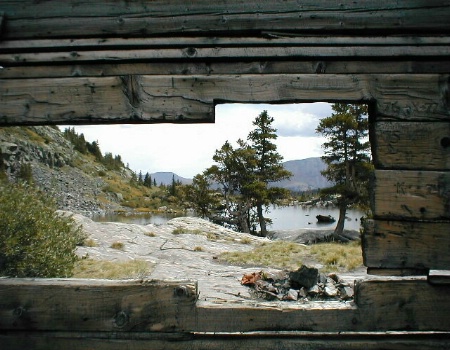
(1, 74), (448, 125)
(354, 277), (450, 331)
(3, 46), (449, 66)
(373, 122), (450, 170)
(1, 331), (449, 350)
(0, 279), (197, 332)
(1, 1), (449, 39)
(0, 277), (449, 336)
(362, 219), (450, 269)
(372, 170), (450, 220)
(2, 61), (450, 80)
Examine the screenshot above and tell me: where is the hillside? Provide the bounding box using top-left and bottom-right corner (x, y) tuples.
(0, 127), (330, 217)
(0, 126), (166, 215)
(275, 157), (331, 192)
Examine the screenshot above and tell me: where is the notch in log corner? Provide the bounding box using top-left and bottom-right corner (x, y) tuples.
(120, 75), (142, 110)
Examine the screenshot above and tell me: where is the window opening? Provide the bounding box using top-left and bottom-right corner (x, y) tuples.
(0, 102), (372, 306)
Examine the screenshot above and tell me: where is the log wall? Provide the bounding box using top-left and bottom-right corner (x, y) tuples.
(0, 0), (449, 348)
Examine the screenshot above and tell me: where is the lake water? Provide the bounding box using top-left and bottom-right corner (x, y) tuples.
(92, 206), (364, 232)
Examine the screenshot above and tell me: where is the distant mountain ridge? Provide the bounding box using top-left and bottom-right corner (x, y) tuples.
(150, 172), (193, 186)
(152, 157), (330, 192)
(275, 157), (331, 192)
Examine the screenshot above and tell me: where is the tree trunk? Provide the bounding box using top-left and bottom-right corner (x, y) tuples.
(333, 200), (348, 241)
(256, 203), (267, 237)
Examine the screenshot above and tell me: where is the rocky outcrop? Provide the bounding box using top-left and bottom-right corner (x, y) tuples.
(0, 126), (122, 215)
(268, 228), (360, 244)
(0, 126), (75, 171)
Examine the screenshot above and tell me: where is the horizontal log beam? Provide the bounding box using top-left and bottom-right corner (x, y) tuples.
(373, 122), (450, 171)
(354, 277), (450, 331)
(372, 170), (450, 220)
(1, 330), (449, 350)
(2, 46), (449, 67)
(362, 219), (450, 270)
(2, 61), (450, 80)
(1, 1), (449, 39)
(0, 279), (197, 332)
(2, 36), (450, 52)
(1, 74), (448, 126)
(1, 277), (448, 335)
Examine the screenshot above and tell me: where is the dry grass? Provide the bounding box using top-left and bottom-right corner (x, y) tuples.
(73, 259), (154, 279)
(171, 227), (220, 241)
(110, 241), (125, 250)
(310, 240), (363, 272)
(83, 238), (97, 247)
(220, 241), (306, 270)
(220, 240), (363, 273)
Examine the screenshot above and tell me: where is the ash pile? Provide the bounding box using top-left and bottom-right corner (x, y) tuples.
(241, 265), (354, 302)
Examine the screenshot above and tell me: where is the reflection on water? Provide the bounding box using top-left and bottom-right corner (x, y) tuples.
(92, 212), (188, 226)
(92, 205), (365, 231)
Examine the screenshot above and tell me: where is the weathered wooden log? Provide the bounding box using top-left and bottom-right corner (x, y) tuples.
(2, 60), (450, 80)
(1, 330), (449, 350)
(373, 122), (450, 170)
(1, 0), (449, 39)
(0, 279), (197, 332)
(362, 219), (450, 270)
(2, 46), (449, 66)
(1, 74), (448, 125)
(0, 277), (449, 335)
(2, 36), (450, 52)
(371, 170), (450, 220)
(354, 277), (450, 331)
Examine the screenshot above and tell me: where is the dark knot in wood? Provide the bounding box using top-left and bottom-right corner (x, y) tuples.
(12, 306), (25, 318)
(114, 311), (129, 328)
(183, 47), (198, 58)
(440, 137), (450, 149)
(174, 285), (190, 297)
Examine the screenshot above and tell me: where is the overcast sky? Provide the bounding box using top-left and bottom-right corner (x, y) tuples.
(69, 102), (332, 178)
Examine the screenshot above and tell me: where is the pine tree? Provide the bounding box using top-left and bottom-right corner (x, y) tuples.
(247, 110), (292, 236)
(206, 139), (257, 233)
(316, 103), (372, 240)
(143, 172), (152, 188)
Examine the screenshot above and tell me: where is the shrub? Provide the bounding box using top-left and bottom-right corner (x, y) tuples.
(110, 241), (125, 250)
(83, 238), (97, 247)
(0, 182), (83, 277)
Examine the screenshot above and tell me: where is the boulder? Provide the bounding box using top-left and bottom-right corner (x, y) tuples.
(289, 265), (319, 289)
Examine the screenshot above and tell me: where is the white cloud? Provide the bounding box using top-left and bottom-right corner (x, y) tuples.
(68, 103), (331, 178)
